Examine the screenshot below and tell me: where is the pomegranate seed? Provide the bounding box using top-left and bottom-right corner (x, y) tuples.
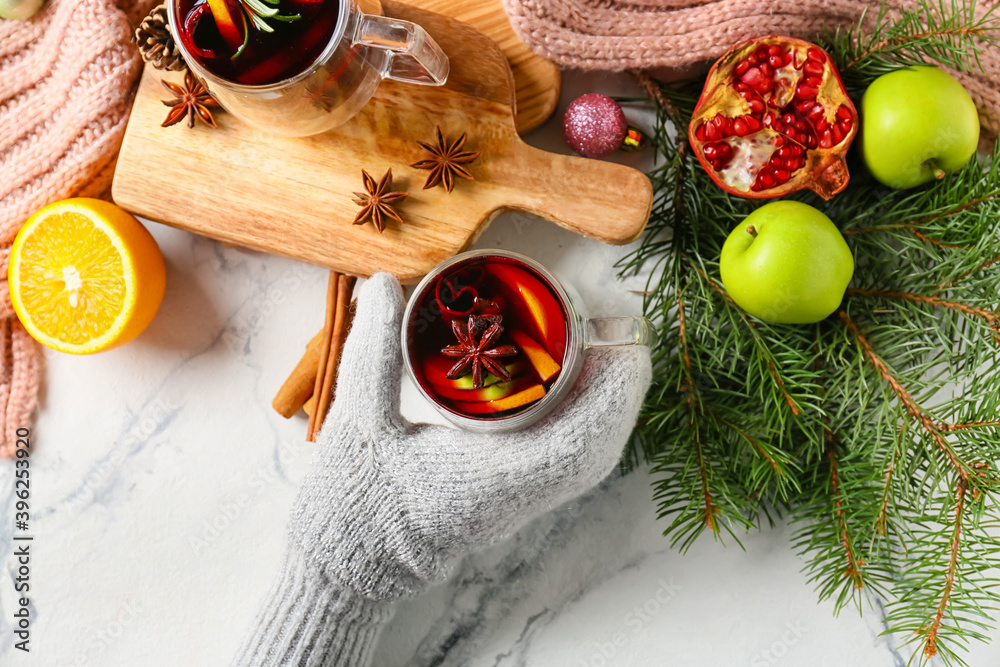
(741, 67), (762, 87)
(807, 47), (825, 62)
(795, 120), (807, 132)
(748, 53), (759, 65)
(760, 173), (775, 187)
(815, 117), (829, 131)
(768, 45), (781, 56)
(795, 85), (818, 100)
(756, 48), (768, 60)
(733, 118), (749, 136)
(775, 169), (789, 182)
(735, 60), (750, 76)
(838, 119), (853, 134)
(777, 146), (791, 158)
(749, 99), (765, 113)
(763, 112), (775, 126)
(808, 104), (824, 119)
(831, 124), (844, 144)
(795, 100), (814, 114)
(695, 124), (707, 141)
(837, 105), (853, 120)
(714, 114), (726, 127)
(760, 63), (773, 77)
(706, 123), (720, 141)
(803, 61), (825, 76)
(805, 135), (816, 149)
(782, 113), (795, 125)
(818, 129), (833, 148)
(746, 116), (762, 131)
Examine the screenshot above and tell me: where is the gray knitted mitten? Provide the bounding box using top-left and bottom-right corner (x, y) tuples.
(233, 272), (652, 667)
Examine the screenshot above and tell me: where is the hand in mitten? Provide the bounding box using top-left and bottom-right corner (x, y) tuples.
(233, 272), (652, 667)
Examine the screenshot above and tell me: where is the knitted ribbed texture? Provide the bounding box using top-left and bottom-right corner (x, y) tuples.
(231, 273), (652, 665)
(232, 546), (394, 667)
(500, 0), (1000, 137)
(0, 0), (153, 457)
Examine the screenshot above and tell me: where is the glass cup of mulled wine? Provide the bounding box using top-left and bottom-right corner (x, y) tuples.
(167, 0), (449, 137)
(402, 250), (655, 431)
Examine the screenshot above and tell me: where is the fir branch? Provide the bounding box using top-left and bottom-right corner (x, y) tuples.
(847, 288), (1000, 345)
(621, 21), (1000, 659)
(876, 424), (902, 536)
(838, 309), (972, 480)
(685, 256), (803, 417)
(921, 478), (968, 660)
(828, 0), (1000, 87)
(827, 443), (867, 590)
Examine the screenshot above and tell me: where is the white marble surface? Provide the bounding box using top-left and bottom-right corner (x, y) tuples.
(3, 72), (1000, 667)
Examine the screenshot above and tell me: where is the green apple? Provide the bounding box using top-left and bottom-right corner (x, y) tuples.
(0, 0), (45, 20)
(720, 201), (853, 324)
(861, 66), (980, 189)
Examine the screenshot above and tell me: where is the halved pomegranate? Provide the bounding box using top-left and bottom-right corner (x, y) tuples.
(688, 36), (858, 200)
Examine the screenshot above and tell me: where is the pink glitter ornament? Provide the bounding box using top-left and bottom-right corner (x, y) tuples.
(563, 93), (628, 159)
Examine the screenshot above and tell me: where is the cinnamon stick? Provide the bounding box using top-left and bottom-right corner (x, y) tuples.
(310, 275), (357, 441)
(306, 272), (341, 442)
(271, 329), (325, 418)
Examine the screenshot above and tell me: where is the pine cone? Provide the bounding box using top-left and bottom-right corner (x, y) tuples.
(133, 4), (186, 72)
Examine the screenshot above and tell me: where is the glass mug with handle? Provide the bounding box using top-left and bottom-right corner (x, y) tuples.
(168, 0), (449, 137)
(402, 250), (656, 432)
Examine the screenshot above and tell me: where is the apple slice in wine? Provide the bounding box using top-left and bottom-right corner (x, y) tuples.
(433, 375), (535, 403)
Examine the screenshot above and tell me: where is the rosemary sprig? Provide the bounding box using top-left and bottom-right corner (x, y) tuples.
(241, 0), (300, 35)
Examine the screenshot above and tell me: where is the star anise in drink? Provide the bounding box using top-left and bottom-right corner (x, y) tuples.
(411, 126), (481, 193)
(161, 70), (219, 129)
(441, 314), (518, 389)
(352, 169), (409, 233)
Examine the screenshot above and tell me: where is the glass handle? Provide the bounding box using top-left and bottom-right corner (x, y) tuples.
(585, 317), (657, 348)
(355, 13), (449, 86)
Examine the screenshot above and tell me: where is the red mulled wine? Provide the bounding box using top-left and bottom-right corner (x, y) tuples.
(407, 256), (569, 420)
(175, 0), (341, 86)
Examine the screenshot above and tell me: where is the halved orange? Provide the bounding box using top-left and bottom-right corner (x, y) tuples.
(8, 198), (166, 354)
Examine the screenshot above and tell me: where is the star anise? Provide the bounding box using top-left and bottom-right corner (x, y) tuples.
(411, 126), (481, 193)
(352, 169), (409, 233)
(441, 314), (518, 390)
(161, 70), (219, 129)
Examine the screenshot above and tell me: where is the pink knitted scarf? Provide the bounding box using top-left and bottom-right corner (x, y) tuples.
(0, 0), (155, 458)
(501, 0), (1000, 137)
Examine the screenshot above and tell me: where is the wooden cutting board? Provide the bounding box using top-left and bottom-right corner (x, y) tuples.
(405, 0), (560, 133)
(112, 1), (652, 283)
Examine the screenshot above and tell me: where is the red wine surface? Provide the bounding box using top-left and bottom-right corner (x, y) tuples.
(408, 257), (569, 420)
(177, 0), (340, 85)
